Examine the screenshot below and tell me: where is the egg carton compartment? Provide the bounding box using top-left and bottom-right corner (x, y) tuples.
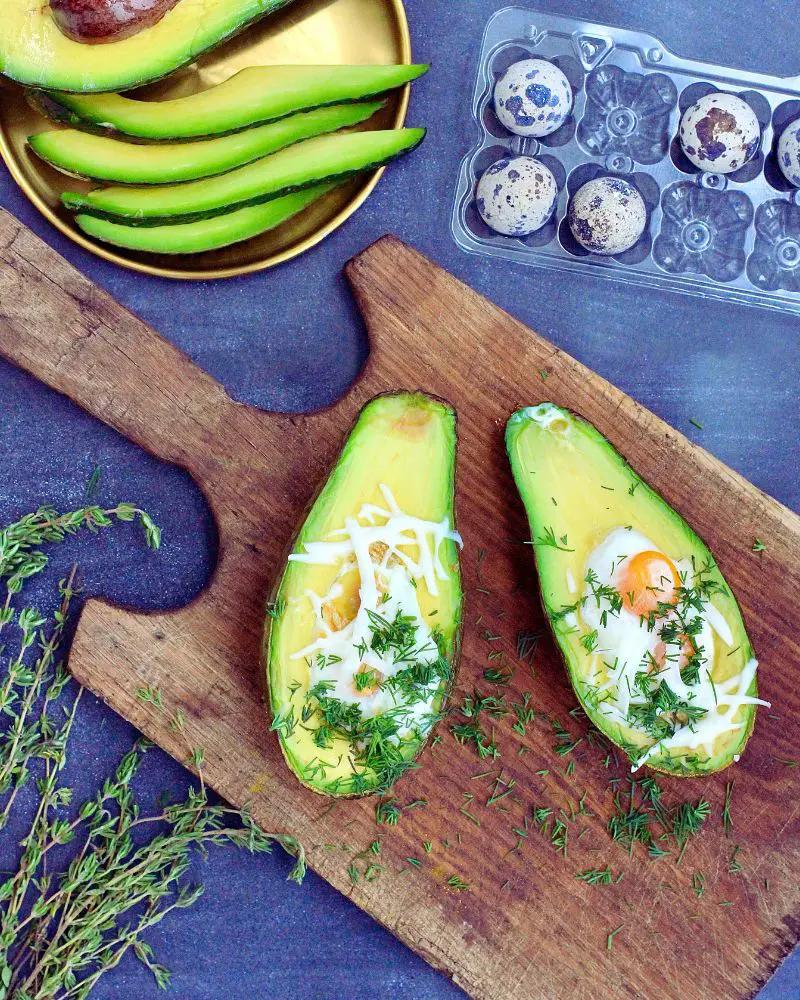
(451, 6), (800, 315)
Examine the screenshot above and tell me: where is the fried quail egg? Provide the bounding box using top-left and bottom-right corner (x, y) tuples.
(777, 118), (800, 187)
(476, 156), (559, 236)
(494, 58), (573, 138)
(568, 176), (646, 255)
(679, 92), (761, 174)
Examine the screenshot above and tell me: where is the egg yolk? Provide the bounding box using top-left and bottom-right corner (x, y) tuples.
(652, 634), (696, 670)
(617, 550), (680, 617)
(351, 665), (384, 698)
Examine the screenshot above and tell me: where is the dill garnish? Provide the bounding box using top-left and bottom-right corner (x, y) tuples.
(722, 781), (734, 837)
(531, 526), (574, 552)
(375, 798), (402, 826)
(516, 629), (542, 664)
(728, 845), (743, 874)
(576, 866), (614, 885)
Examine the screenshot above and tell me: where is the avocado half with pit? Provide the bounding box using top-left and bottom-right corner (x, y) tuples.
(0, 0), (296, 92)
(506, 403), (767, 777)
(265, 393), (463, 797)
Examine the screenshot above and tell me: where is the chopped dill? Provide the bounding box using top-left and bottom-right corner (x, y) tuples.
(728, 845), (743, 874)
(576, 866), (614, 885)
(722, 781), (734, 837)
(606, 923), (625, 951)
(532, 526), (574, 552)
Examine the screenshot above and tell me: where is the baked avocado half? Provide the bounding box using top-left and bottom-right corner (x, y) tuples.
(506, 403), (768, 777)
(0, 0), (295, 92)
(266, 393), (463, 798)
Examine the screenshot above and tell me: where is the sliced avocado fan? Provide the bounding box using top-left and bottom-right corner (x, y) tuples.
(62, 128), (426, 224)
(30, 102), (384, 185)
(36, 64), (429, 139)
(266, 392), (463, 797)
(506, 403), (767, 777)
(75, 183), (336, 255)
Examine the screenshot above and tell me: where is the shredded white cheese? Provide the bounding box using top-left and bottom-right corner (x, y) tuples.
(631, 658), (769, 771)
(288, 485), (461, 738)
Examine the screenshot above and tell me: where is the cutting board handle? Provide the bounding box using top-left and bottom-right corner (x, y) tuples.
(0, 211), (236, 475)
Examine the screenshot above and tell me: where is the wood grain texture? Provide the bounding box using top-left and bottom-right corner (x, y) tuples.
(0, 207), (798, 1000)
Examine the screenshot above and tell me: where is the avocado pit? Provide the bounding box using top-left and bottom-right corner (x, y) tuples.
(50, 0), (181, 43)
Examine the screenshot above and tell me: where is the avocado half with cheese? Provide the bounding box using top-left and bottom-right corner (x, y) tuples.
(506, 403), (768, 777)
(266, 393), (463, 797)
(0, 0), (295, 92)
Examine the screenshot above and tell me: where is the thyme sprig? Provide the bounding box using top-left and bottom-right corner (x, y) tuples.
(0, 504), (305, 998)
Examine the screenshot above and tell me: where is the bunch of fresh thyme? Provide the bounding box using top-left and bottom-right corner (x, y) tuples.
(0, 505), (305, 999)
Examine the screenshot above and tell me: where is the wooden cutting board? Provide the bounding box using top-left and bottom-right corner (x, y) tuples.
(0, 208), (798, 1000)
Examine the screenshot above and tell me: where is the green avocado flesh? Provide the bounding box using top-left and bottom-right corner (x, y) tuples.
(29, 102), (383, 184)
(266, 393), (463, 797)
(62, 129), (426, 224)
(75, 182), (334, 254)
(506, 403), (762, 777)
(1, 0), (296, 92)
(38, 65), (429, 139)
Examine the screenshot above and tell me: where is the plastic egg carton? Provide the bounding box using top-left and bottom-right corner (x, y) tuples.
(451, 6), (800, 314)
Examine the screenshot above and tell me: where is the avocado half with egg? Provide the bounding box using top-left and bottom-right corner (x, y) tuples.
(506, 403), (768, 777)
(0, 0), (296, 92)
(266, 393), (463, 797)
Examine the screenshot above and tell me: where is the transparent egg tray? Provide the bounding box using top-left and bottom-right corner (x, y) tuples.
(451, 6), (800, 314)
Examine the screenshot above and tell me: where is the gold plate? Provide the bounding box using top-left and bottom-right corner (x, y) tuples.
(0, 0), (411, 280)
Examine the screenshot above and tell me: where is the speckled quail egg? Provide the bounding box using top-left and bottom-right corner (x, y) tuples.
(568, 176), (647, 255)
(777, 119), (800, 187)
(494, 58), (573, 138)
(679, 92), (761, 174)
(476, 156), (559, 237)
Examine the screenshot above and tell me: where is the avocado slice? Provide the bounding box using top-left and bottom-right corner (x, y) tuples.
(62, 128), (426, 224)
(30, 102), (384, 185)
(75, 182), (335, 254)
(34, 65), (429, 139)
(1, 0), (296, 92)
(266, 393), (463, 797)
(506, 403), (767, 777)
